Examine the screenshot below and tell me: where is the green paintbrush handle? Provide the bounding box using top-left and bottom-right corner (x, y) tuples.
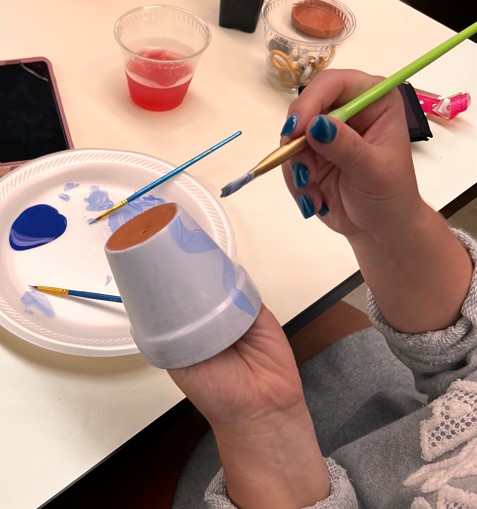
(329, 21), (477, 122)
(242, 21), (476, 188)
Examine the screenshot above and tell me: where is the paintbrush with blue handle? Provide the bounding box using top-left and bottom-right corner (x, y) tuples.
(91, 130), (242, 223)
(30, 285), (123, 303)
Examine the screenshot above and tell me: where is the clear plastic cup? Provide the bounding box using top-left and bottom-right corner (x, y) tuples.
(261, 0), (356, 93)
(114, 5), (211, 111)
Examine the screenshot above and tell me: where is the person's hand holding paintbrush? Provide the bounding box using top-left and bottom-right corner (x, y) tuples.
(220, 22), (476, 198)
(279, 67), (472, 332)
(279, 69), (416, 236)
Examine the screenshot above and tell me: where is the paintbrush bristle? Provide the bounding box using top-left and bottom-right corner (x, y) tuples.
(221, 172), (254, 198)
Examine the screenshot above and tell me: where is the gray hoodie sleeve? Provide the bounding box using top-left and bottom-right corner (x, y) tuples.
(367, 228), (477, 401)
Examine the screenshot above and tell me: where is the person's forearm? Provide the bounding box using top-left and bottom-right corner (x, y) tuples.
(213, 401), (330, 509)
(348, 200), (473, 333)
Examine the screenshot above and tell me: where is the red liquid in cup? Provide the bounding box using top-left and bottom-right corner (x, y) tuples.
(126, 49), (193, 111)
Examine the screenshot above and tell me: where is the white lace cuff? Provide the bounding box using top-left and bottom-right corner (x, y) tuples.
(204, 457), (358, 509)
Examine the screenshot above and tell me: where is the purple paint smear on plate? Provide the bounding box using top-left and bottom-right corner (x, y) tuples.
(59, 183), (80, 202)
(84, 186), (114, 211)
(84, 187), (165, 229)
(21, 291), (55, 318)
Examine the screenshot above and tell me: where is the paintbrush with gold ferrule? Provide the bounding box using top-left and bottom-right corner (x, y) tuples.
(91, 131), (242, 223)
(30, 285), (122, 303)
(220, 21), (477, 198)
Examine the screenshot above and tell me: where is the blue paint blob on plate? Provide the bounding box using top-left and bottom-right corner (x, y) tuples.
(9, 204), (67, 251)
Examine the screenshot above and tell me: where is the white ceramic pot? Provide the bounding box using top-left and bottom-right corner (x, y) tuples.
(105, 202), (261, 368)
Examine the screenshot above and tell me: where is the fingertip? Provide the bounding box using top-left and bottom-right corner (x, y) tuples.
(296, 194), (315, 219)
(309, 115), (337, 144)
(280, 113), (299, 137)
(291, 162), (309, 189)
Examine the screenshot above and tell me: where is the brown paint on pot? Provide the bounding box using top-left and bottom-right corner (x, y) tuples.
(291, 2), (345, 39)
(106, 202), (177, 251)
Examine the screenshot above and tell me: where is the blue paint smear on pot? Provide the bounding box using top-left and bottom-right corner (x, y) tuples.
(9, 204), (67, 251)
(21, 291), (55, 318)
(84, 186), (114, 211)
(221, 251), (256, 317)
(170, 216), (256, 317)
(58, 193), (70, 201)
(169, 216), (217, 253)
(108, 195), (165, 233)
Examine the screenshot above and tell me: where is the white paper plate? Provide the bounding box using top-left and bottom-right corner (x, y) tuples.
(0, 148), (235, 356)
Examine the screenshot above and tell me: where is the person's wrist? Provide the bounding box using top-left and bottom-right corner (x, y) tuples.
(211, 397), (310, 439)
(346, 196), (430, 253)
(213, 400), (330, 509)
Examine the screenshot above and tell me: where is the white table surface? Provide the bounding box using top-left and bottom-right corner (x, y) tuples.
(0, 1), (476, 507)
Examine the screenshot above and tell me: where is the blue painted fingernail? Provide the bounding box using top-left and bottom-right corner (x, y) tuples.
(291, 162), (309, 188)
(310, 115), (337, 144)
(280, 114), (299, 137)
(296, 194), (315, 219)
(318, 202), (329, 216)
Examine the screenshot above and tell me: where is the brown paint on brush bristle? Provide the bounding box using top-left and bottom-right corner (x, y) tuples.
(107, 202), (177, 251)
(291, 2), (345, 39)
